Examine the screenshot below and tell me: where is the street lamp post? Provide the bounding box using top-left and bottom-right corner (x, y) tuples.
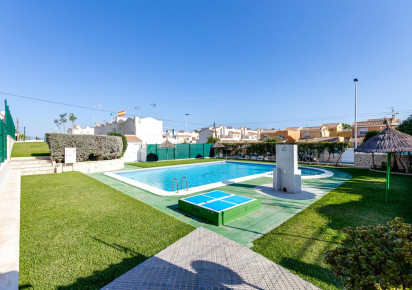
(354, 79), (358, 149)
(185, 113), (189, 132)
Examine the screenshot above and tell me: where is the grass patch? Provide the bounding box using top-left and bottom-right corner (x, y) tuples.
(19, 172), (194, 289)
(11, 142), (50, 157)
(252, 167), (412, 290)
(128, 158), (219, 168)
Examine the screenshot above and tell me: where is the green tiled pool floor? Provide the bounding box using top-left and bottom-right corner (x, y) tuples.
(88, 166), (351, 247)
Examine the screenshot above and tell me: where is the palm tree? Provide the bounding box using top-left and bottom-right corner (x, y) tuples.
(69, 113), (77, 128)
(59, 113), (68, 133)
(54, 119), (61, 132)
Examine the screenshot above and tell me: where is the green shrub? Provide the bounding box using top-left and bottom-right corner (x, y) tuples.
(45, 133), (123, 162)
(325, 217), (412, 289)
(107, 132), (128, 157)
(380, 161), (387, 171)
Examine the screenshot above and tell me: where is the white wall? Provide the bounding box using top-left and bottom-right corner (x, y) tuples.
(94, 117), (163, 144)
(135, 117), (163, 144)
(123, 142), (142, 162)
(341, 148), (354, 163)
(197, 128), (213, 144)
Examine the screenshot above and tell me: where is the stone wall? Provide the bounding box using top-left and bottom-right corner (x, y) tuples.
(354, 152), (409, 169)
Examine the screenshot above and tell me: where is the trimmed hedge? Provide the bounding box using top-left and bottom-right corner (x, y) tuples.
(223, 141), (350, 164)
(325, 217), (412, 289)
(107, 132), (128, 157)
(45, 133), (123, 162)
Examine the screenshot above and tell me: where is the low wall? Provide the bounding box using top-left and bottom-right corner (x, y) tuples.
(58, 158), (124, 173)
(0, 160), (10, 194)
(0, 137), (15, 194)
(354, 152), (409, 169)
(7, 136), (15, 160)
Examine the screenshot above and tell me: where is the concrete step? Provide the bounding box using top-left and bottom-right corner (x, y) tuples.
(10, 157), (51, 161)
(10, 163), (53, 169)
(10, 160), (52, 165)
(19, 168), (55, 176)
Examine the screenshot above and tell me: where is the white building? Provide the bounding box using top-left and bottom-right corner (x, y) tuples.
(94, 116), (163, 144)
(67, 124), (95, 135)
(197, 125), (259, 143)
(165, 130), (199, 144)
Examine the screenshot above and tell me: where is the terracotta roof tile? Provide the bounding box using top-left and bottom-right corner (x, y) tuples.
(125, 135), (142, 142)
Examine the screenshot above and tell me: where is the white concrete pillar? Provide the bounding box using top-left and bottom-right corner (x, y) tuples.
(273, 144), (301, 193)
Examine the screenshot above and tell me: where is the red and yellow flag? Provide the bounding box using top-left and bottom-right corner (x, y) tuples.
(117, 110), (126, 116)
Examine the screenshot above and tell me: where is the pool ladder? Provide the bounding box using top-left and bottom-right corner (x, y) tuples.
(171, 176), (189, 193)
(172, 178), (179, 193)
(181, 176), (188, 191)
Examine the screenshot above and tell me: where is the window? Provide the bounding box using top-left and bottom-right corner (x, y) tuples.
(304, 132), (310, 138)
(279, 135), (284, 139)
(359, 129), (368, 136)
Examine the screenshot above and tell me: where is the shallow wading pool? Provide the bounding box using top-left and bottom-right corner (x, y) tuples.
(178, 190), (261, 226)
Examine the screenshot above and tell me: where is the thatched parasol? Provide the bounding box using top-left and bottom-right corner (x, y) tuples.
(159, 140), (176, 162)
(355, 119), (412, 201)
(212, 142), (225, 158)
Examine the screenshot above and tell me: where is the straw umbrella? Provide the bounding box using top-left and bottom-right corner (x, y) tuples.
(159, 140), (176, 162)
(212, 142), (225, 158)
(355, 119), (412, 201)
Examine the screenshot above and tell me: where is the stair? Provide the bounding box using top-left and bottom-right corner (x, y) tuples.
(10, 157), (55, 176)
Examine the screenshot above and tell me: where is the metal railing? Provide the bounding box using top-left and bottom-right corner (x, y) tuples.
(172, 177), (179, 193)
(181, 176), (188, 191)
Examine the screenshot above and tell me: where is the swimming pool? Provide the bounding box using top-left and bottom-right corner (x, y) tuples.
(105, 161), (331, 195)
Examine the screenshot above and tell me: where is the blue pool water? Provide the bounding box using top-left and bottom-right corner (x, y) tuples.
(182, 190), (254, 212)
(115, 161), (324, 192)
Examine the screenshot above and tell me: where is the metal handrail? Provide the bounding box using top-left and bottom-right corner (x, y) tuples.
(172, 177), (179, 193)
(181, 176), (188, 191)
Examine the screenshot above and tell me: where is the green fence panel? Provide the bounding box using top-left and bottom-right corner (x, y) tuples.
(176, 144), (189, 159)
(4, 100), (15, 139)
(0, 99), (16, 164)
(145, 143), (214, 161)
(0, 121), (6, 163)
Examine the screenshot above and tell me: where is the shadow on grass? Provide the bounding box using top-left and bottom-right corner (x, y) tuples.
(30, 153), (50, 157)
(279, 257), (342, 288)
(56, 238), (148, 290)
(273, 232), (342, 245)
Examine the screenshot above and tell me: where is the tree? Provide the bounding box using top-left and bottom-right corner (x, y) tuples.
(59, 113), (68, 133)
(363, 130), (380, 142)
(54, 119), (61, 132)
(207, 135), (218, 143)
(397, 114), (412, 172)
(69, 113), (78, 128)
(342, 123), (352, 130)
(397, 114), (412, 136)
(263, 136), (282, 143)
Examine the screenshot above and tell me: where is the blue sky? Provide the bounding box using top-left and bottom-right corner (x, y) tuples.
(1, 1), (412, 137)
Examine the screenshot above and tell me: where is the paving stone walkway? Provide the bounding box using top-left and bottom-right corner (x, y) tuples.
(103, 227), (319, 289)
(0, 169), (21, 290)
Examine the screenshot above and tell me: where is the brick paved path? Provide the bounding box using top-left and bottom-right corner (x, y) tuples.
(103, 227), (319, 289)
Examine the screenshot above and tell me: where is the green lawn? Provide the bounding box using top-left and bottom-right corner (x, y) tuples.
(19, 172), (194, 289)
(11, 142), (50, 157)
(252, 167), (412, 290)
(128, 158), (219, 168)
